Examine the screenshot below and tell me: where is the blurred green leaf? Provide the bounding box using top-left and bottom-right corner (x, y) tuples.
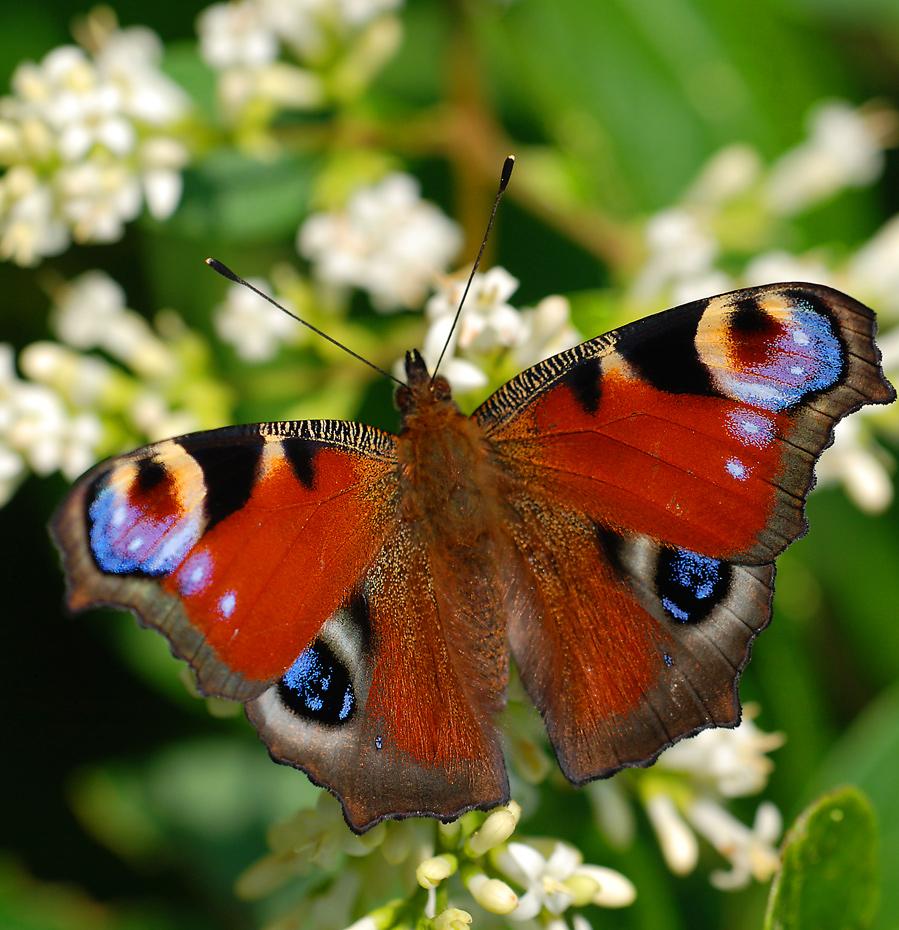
(764, 786), (879, 930)
(172, 152), (318, 243)
(805, 685), (899, 930)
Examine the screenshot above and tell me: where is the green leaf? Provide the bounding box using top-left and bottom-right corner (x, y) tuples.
(804, 684), (899, 930)
(764, 786), (880, 930)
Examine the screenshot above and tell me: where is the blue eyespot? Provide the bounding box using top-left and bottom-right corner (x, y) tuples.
(657, 548), (730, 624)
(279, 642), (354, 724)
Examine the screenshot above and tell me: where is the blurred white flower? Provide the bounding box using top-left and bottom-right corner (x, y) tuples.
(0, 15), (189, 265)
(686, 143), (762, 207)
(656, 709), (785, 798)
(0, 166), (68, 264)
(213, 276), (300, 361)
(765, 101), (887, 215)
(198, 1), (279, 69)
(513, 295), (580, 369)
(743, 250), (833, 288)
(686, 798), (782, 891)
(299, 172), (462, 312)
(644, 793), (699, 876)
(847, 214), (899, 318)
(57, 155), (143, 243)
(630, 207), (719, 303)
(816, 415), (894, 514)
(0, 342), (103, 504)
(198, 0), (403, 118)
(19, 341), (115, 408)
(52, 269), (178, 380)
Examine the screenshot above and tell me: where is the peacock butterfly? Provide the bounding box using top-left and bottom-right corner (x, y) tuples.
(51, 278), (894, 833)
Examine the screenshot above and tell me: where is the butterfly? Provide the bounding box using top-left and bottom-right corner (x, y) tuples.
(51, 281), (894, 833)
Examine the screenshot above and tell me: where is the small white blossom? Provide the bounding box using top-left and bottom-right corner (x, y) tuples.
(465, 872), (518, 915)
(686, 143), (762, 206)
(847, 215), (899, 318)
(52, 270), (178, 379)
(419, 315), (489, 393)
(513, 295), (580, 369)
(198, 0), (403, 117)
(743, 251), (833, 289)
(426, 268), (524, 351)
(630, 207), (719, 303)
(416, 855), (455, 890)
(19, 341), (115, 408)
(495, 840), (634, 920)
(465, 802), (520, 857)
(816, 415), (894, 514)
(656, 711), (785, 798)
(644, 793), (699, 876)
(432, 908), (472, 930)
(686, 798), (782, 890)
(213, 277), (300, 362)
(299, 173), (462, 312)
(198, 1), (279, 70)
(765, 101), (886, 215)
(0, 166), (68, 264)
(0, 342), (103, 503)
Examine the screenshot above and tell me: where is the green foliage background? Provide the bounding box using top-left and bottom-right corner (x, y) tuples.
(2, 0), (899, 928)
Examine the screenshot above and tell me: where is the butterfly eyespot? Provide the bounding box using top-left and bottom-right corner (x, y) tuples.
(277, 641), (356, 725)
(88, 471), (204, 576)
(656, 548), (731, 624)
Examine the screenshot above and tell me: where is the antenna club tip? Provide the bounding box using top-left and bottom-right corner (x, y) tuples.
(206, 257), (240, 283)
(500, 155), (515, 190)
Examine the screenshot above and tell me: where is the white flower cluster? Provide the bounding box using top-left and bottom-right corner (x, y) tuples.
(0, 270), (221, 508)
(239, 793), (635, 930)
(299, 173), (463, 313)
(629, 99), (898, 514)
(197, 0), (404, 117)
(420, 267), (581, 393)
(591, 709), (785, 891)
(0, 342), (102, 506)
(0, 12), (189, 266)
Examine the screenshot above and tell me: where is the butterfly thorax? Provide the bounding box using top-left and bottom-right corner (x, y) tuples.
(395, 350), (507, 534)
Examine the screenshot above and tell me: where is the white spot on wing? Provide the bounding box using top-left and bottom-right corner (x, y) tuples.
(218, 591), (237, 619)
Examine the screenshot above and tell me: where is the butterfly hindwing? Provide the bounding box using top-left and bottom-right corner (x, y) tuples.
(247, 520), (511, 831)
(51, 421), (399, 700)
(503, 499), (774, 781)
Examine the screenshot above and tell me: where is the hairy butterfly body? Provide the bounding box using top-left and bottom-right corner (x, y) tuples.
(52, 282), (894, 832)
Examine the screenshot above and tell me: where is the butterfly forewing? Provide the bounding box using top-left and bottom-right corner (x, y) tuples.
(52, 421), (399, 700)
(477, 284), (894, 563)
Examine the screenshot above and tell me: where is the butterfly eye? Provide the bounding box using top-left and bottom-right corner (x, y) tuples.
(431, 376), (452, 401)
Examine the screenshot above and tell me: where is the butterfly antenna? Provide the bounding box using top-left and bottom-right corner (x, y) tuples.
(431, 155), (515, 383)
(206, 258), (404, 386)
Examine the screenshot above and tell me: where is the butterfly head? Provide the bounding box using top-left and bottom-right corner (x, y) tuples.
(396, 349), (455, 421)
